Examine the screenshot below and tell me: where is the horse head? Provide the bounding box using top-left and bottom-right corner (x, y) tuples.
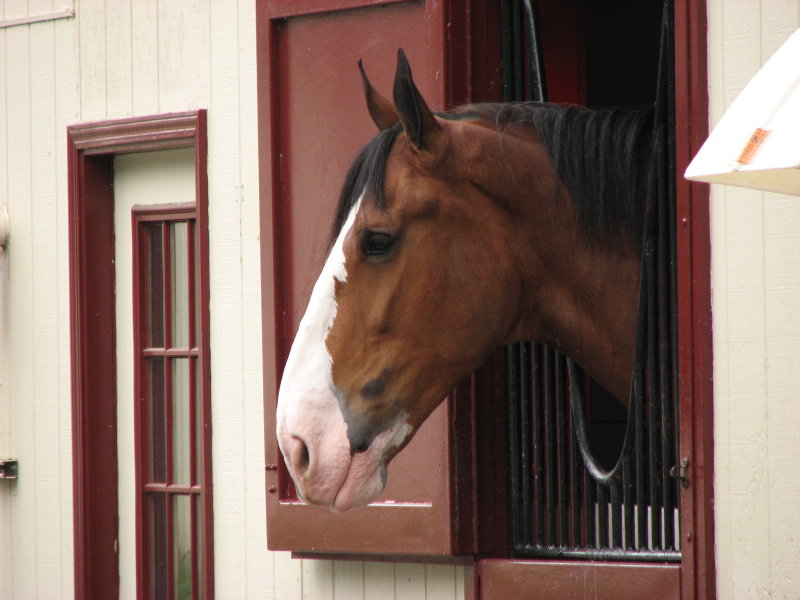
(276, 50), (532, 512)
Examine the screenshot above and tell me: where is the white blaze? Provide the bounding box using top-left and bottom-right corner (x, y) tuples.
(276, 194), (363, 472)
(276, 191), (415, 511)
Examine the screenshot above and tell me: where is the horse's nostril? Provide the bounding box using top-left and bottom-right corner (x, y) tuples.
(290, 435), (310, 475)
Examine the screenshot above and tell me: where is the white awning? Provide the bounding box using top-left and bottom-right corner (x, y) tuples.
(685, 28), (800, 196)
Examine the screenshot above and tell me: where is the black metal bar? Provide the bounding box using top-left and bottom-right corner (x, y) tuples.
(507, 344), (523, 550)
(532, 344), (546, 545)
(584, 454), (596, 548)
(646, 231), (663, 548)
(635, 373), (647, 549)
(610, 479), (622, 549)
(569, 377), (583, 547)
(544, 347), (557, 545)
(522, 0), (547, 102)
(597, 481), (608, 549)
(555, 354), (569, 545)
(623, 456), (635, 549)
(663, 0), (679, 552)
(519, 342), (533, 545)
(658, 180), (674, 550)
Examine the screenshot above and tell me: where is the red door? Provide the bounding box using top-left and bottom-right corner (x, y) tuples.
(259, 0), (475, 556)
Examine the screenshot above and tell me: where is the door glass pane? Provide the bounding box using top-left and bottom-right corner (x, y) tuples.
(194, 358), (202, 486)
(195, 495), (204, 600)
(172, 358), (191, 484)
(149, 358), (167, 482)
(193, 227), (201, 349)
(146, 223), (165, 347)
(150, 494), (168, 600)
(171, 222), (189, 348)
(174, 495), (193, 600)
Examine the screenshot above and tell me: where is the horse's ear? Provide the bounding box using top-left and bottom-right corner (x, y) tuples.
(358, 59), (399, 131)
(392, 49), (442, 153)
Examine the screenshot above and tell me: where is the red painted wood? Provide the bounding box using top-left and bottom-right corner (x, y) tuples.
(478, 560), (681, 600)
(142, 348), (200, 358)
(187, 220), (199, 489)
(264, 0), (407, 19)
(259, 0), (476, 556)
(537, 0), (586, 105)
(674, 1), (714, 599)
(68, 145), (118, 599)
(68, 111), (214, 600)
(163, 220), (175, 492)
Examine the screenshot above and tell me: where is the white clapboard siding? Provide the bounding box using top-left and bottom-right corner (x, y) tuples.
(0, 1), (7, 588)
(708, 1), (800, 598)
(1, 1), (77, 596)
(0, 0), (467, 597)
(7, 17), (40, 599)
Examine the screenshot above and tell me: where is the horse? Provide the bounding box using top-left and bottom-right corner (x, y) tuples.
(276, 49), (654, 512)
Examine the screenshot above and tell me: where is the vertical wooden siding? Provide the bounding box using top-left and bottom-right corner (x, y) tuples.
(1, 0), (463, 597)
(707, 1), (800, 598)
(1, 2), (77, 597)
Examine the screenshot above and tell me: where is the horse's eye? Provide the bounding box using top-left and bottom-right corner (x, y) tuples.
(361, 232), (396, 258)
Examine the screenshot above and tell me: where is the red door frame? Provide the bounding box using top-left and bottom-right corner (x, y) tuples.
(67, 111), (213, 599)
(673, 1), (714, 597)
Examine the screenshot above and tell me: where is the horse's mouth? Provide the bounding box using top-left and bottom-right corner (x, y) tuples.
(287, 413), (412, 513)
(330, 456), (389, 513)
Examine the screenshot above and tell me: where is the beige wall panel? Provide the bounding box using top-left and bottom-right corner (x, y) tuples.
(6, 21), (38, 598)
(131, 0), (159, 116)
(0, 6), (78, 595)
(157, 0), (210, 112)
(77, 0), (106, 120)
(0, 12), (10, 600)
(709, 2), (800, 598)
(104, 0), (132, 117)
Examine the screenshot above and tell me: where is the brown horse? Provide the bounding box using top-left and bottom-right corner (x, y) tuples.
(276, 50), (652, 512)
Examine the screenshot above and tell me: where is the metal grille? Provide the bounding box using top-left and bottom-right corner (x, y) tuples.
(503, 0), (681, 562)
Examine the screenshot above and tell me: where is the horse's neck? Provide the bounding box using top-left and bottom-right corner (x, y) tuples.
(505, 158), (640, 403)
(536, 244), (639, 403)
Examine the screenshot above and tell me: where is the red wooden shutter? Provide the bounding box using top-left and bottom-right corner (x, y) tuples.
(258, 0), (474, 556)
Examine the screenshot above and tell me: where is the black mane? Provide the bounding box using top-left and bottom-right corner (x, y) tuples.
(332, 102), (654, 245)
(331, 123), (401, 245)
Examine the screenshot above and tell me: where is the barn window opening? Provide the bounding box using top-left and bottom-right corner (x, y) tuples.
(502, 0), (681, 561)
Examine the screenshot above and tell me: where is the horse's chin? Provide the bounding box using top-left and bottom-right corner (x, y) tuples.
(329, 459), (388, 513)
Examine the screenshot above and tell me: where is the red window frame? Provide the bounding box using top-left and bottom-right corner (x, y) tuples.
(132, 205), (212, 600)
